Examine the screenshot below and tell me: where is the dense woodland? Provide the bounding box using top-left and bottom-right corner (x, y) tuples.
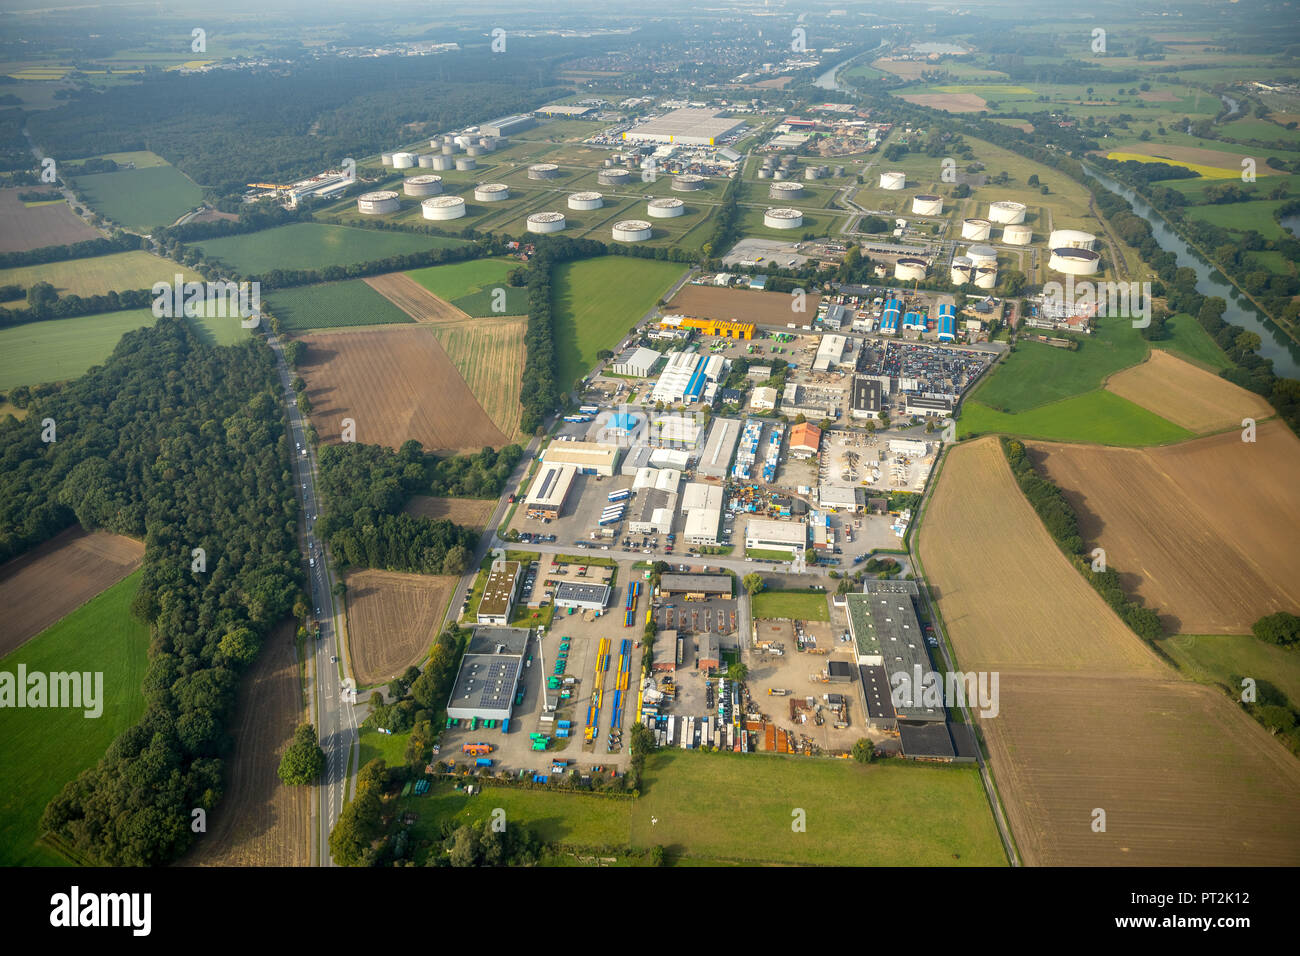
(0, 318), (301, 865)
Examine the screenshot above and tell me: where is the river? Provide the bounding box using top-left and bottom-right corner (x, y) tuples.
(1085, 166), (1300, 379)
(814, 44), (885, 92)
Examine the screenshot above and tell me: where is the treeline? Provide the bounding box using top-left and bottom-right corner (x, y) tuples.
(429, 444), (523, 499)
(0, 283), (159, 328)
(0, 235), (142, 270)
(316, 441), (478, 575)
(1000, 438), (1163, 643)
(1093, 156), (1199, 185)
(153, 204), (309, 245)
(200, 241), (488, 290)
(519, 236), (609, 432)
(701, 175), (740, 260)
(0, 318), (300, 865)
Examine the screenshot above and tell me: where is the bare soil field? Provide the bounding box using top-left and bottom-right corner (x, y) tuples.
(873, 58), (927, 79)
(899, 93), (989, 113)
(0, 527), (144, 656)
(180, 622), (310, 867)
(365, 272), (471, 323)
(1104, 349), (1274, 433)
(918, 438), (1165, 676)
(1118, 143), (1286, 174)
(405, 495), (495, 530)
(667, 284), (822, 328)
(429, 316), (527, 440)
(920, 436), (1300, 865)
(344, 569), (457, 686)
(1028, 421), (1300, 634)
(0, 188), (99, 253)
(296, 326), (508, 454)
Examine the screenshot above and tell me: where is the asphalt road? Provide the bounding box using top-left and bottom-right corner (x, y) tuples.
(269, 333), (358, 867)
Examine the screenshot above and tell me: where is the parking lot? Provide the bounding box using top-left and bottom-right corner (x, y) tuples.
(653, 594), (738, 638)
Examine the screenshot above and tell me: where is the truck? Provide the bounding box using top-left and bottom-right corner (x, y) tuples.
(475, 757), (494, 768)
(767, 688), (790, 696)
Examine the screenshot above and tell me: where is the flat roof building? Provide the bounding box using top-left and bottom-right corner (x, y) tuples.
(612, 346), (661, 377)
(651, 351), (727, 405)
(905, 395), (952, 418)
(629, 488), (676, 535)
(847, 580), (943, 722)
(525, 461), (577, 519)
(850, 377), (882, 420)
(554, 581), (611, 611)
(698, 417), (742, 479)
(482, 114), (536, 137)
(750, 386), (778, 411)
(812, 334), (847, 372)
(543, 440), (621, 476)
(623, 108), (746, 146)
(445, 626), (530, 722)
(477, 560), (521, 626)
(659, 573), (732, 597)
(859, 664), (898, 731)
(745, 517), (806, 556)
(681, 482), (725, 546)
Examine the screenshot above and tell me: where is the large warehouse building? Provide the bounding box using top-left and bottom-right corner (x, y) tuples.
(481, 114), (536, 137)
(845, 580), (944, 723)
(525, 462), (577, 519)
(554, 581), (611, 611)
(611, 346), (661, 377)
(623, 108), (746, 146)
(445, 626), (530, 722)
(651, 351), (727, 405)
(680, 482), (725, 546)
(697, 417), (741, 479)
(659, 573), (733, 598)
(745, 517), (806, 557)
(543, 441), (621, 476)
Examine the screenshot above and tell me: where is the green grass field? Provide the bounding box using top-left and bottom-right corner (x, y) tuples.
(1184, 199), (1291, 240)
(746, 548), (795, 562)
(959, 390), (1193, 446)
(0, 308), (250, 389)
(266, 280), (414, 331)
(750, 590), (830, 621)
(1153, 313), (1232, 371)
(193, 223), (462, 275)
(551, 257), (685, 389)
(0, 570), (150, 866)
(972, 320), (1149, 412)
(0, 252), (201, 306)
(73, 165), (203, 232)
(1158, 634), (1300, 712)
(359, 726), (411, 769)
(405, 258), (530, 316)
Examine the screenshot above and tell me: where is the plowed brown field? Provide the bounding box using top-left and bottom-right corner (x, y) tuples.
(0, 527), (144, 656)
(899, 93), (989, 113)
(1028, 420), (1300, 634)
(919, 436), (1300, 865)
(404, 495), (496, 530)
(1104, 349), (1273, 433)
(180, 622), (310, 867)
(345, 569), (457, 686)
(0, 188), (100, 253)
(667, 285), (822, 328)
(296, 326), (508, 454)
(364, 272), (470, 323)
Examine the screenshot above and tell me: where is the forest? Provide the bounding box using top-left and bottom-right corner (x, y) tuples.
(0, 318), (302, 865)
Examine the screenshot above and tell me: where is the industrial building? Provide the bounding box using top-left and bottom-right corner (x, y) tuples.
(904, 395), (952, 418)
(745, 517), (806, 557)
(525, 461), (577, 519)
(553, 581), (611, 611)
(481, 114), (536, 138)
(859, 664), (898, 732)
(659, 315), (754, 339)
(542, 441), (621, 476)
(878, 298), (902, 336)
(445, 627), (529, 723)
(623, 108), (746, 146)
(477, 561), (521, 626)
(611, 346), (661, 377)
(845, 580), (943, 722)
(888, 438), (930, 457)
(850, 377), (882, 420)
(698, 632), (722, 672)
(750, 386), (778, 411)
(936, 298), (957, 342)
(651, 351), (727, 405)
(659, 573), (732, 598)
(789, 422), (822, 458)
(681, 482), (725, 546)
(698, 417), (742, 479)
(629, 488), (676, 535)
(813, 334), (847, 372)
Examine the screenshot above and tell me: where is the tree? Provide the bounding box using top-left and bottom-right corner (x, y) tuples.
(278, 723), (326, 785)
(852, 738), (877, 763)
(441, 543), (470, 575)
(742, 573), (764, 595)
(726, 661), (748, 683)
(1252, 612), (1300, 648)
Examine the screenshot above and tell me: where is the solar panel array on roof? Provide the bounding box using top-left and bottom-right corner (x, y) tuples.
(458, 657), (520, 712)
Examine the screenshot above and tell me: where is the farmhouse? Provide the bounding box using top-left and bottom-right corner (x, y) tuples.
(526, 461), (577, 519)
(745, 517), (806, 557)
(543, 440), (621, 476)
(477, 560), (521, 625)
(446, 626), (529, 722)
(554, 581), (611, 611)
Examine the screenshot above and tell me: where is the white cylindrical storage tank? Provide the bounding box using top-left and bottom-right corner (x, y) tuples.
(421, 196), (466, 220)
(455, 157), (477, 171)
(950, 256), (974, 284)
(392, 152), (416, 169)
(429, 155), (453, 171)
(474, 183), (510, 202)
(528, 163), (560, 180)
(672, 174), (706, 191)
(527, 211), (566, 234)
(1048, 229), (1097, 251)
(404, 175), (443, 197)
(912, 194), (943, 216)
(894, 257), (928, 281)
(429, 139), (441, 149)
(770, 181), (803, 200)
(966, 244), (998, 268)
(598, 168), (630, 186)
(441, 144), (456, 156)
(612, 219), (652, 242)
(988, 200), (1027, 224)
(568, 191), (604, 211)
(772, 169), (786, 180)
(357, 190), (399, 215)
(417, 154), (436, 168)
(647, 197), (685, 218)
(961, 218), (992, 241)
(1002, 223), (1032, 245)
(974, 268), (998, 290)
(879, 171), (906, 190)
(1049, 247), (1101, 275)
(757, 168), (772, 180)
(465, 145), (485, 157)
(380, 152), (394, 166)
(764, 207), (803, 230)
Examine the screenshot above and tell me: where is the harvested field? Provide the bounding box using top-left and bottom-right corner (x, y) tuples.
(296, 326), (508, 454)
(1108, 145), (1285, 176)
(364, 272), (471, 323)
(1104, 349), (1273, 433)
(899, 92), (988, 112)
(404, 495), (496, 530)
(181, 622), (310, 867)
(1138, 90), (1179, 102)
(920, 436), (1300, 866)
(429, 316), (526, 440)
(667, 284), (822, 329)
(1028, 421), (1300, 634)
(344, 569), (457, 686)
(0, 527), (143, 657)
(0, 188), (99, 253)
(874, 58), (927, 79)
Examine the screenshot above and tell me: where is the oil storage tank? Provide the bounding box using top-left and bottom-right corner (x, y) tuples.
(392, 152), (416, 169)
(357, 190), (399, 215)
(647, 197), (685, 218)
(568, 191), (604, 211)
(966, 244), (998, 268)
(527, 211), (567, 234)
(1002, 223), (1032, 245)
(528, 163), (560, 180)
(598, 168), (631, 186)
(474, 183), (510, 202)
(612, 219), (652, 242)
(1048, 228), (1097, 251)
(404, 175), (443, 197)
(912, 194), (944, 216)
(421, 196), (466, 220)
(950, 256), (974, 284)
(1049, 247), (1101, 275)
(961, 218), (992, 241)
(671, 174), (706, 191)
(763, 208), (803, 230)
(879, 171), (906, 190)
(987, 200), (1027, 224)
(770, 181), (803, 200)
